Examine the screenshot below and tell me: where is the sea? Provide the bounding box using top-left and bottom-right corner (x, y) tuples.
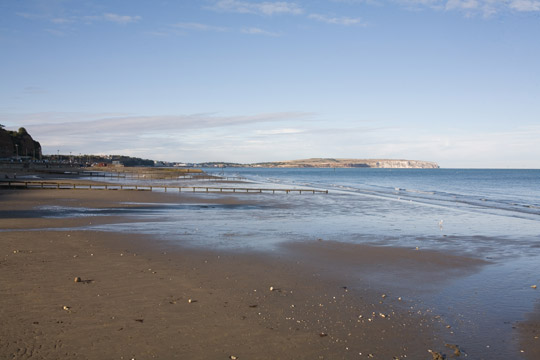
(47, 168), (540, 358)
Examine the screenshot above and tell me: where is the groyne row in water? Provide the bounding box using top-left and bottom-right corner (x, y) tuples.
(0, 180), (328, 194)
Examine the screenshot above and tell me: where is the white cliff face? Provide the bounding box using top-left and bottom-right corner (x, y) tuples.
(370, 160), (439, 169)
(267, 158), (440, 169)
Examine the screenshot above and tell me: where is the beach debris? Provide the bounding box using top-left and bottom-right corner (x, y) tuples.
(381, 294), (387, 299)
(319, 332), (328, 337)
(62, 306), (71, 311)
(249, 304), (258, 308)
(438, 220), (444, 231)
(134, 319), (144, 323)
(74, 276), (82, 283)
(269, 286), (274, 291)
(428, 349), (445, 360)
(188, 298), (197, 303)
(445, 343), (461, 356)
(229, 356), (238, 360)
(531, 285), (537, 289)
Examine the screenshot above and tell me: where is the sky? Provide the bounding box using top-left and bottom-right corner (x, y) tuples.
(1, 0), (539, 168)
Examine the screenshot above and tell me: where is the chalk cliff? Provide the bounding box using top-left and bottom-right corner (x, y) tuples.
(253, 158), (439, 169)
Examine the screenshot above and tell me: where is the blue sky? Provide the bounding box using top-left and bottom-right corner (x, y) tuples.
(1, 0), (539, 168)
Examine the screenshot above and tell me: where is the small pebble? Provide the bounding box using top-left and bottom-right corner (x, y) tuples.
(74, 277), (82, 283)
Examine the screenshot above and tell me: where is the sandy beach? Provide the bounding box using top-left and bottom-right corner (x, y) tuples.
(1, 187), (538, 359)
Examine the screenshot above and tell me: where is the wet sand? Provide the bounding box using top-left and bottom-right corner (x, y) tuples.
(1, 188), (538, 359)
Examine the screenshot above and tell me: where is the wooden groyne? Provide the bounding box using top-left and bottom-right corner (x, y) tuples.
(0, 181), (328, 194)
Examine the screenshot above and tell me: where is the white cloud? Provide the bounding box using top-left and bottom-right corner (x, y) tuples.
(16, 12), (45, 20)
(44, 28), (67, 37)
(50, 17), (75, 24)
(14, 111), (312, 160)
(23, 86), (47, 94)
(395, 0), (444, 11)
(102, 13), (141, 24)
(308, 14), (366, 26)
(509, 0), (540, 11)
(28, 112), (308, 135)
(210, 0), (303, 15)
(241, 27), (281, 36)
(408, 0), (540, 15)
(445, 0), (479, 11)
(173, 22), (228, 32)
(255, 128), (304, 135)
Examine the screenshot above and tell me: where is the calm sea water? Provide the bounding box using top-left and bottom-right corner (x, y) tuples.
(55, 168), (540, 358)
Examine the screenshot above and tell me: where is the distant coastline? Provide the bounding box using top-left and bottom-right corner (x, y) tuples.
(199, 158), (440, 169)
